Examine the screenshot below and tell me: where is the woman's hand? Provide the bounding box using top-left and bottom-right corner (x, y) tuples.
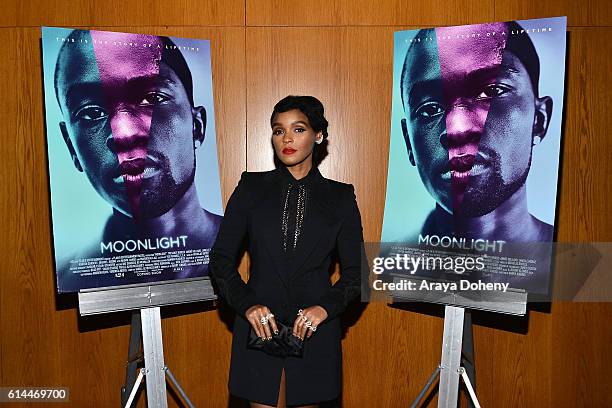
(293, 306), (328, 340)
(245, 305), (278, 340)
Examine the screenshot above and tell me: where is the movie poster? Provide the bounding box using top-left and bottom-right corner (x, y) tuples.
(42, 27), (223, 293)
(380, 17), (566, 294)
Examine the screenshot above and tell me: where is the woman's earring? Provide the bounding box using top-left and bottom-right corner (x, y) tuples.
(533, 136), (541, 146)
(315, 138), (322, 145)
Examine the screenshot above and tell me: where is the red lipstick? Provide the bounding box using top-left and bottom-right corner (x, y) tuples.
(282, 147), (297, 155)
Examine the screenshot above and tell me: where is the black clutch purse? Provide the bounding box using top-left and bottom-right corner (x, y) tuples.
(247, 319), (304, 358)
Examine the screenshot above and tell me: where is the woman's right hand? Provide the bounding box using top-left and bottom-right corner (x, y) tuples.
(245, 304), (278, 340)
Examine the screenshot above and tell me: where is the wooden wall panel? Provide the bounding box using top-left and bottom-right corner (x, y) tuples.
(495, 0), (612, 27)
(1, 0), (244, 27)
(246, 0), (495, 27)
(555, 27), (612, 242)
(245, 28), (348, 175)
(472, 309), (552, 407)
(551, 303), (612, 408)
(341, 0), (495, 27)
(246, 0), (347, 26)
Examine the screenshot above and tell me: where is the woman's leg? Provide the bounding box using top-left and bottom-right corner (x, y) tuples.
(250, 368), (286, 408)
(249, 368), (318, 408)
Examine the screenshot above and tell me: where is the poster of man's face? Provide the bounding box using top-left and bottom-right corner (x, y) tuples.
(381, 17), (566, 293)
(42, 27), (223, 293)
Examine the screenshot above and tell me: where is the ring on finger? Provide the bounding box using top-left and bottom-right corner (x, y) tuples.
(311, 326), (317, 332)
(265, 313), (274, 319)
(260, 316), (269, 325)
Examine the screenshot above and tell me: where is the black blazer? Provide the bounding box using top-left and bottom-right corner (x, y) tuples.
(209, 167), (363, 406)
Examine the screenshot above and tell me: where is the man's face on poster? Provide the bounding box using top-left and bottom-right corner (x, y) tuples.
(401, 24), (551, 217)
(55, 31), (205, 219)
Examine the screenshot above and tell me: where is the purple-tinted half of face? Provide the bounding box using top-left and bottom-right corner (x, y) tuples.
(434, 23), (508, 214)
(90, 31), (162, 218)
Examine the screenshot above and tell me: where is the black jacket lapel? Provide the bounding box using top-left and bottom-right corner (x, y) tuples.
(254, 172), (289, 287)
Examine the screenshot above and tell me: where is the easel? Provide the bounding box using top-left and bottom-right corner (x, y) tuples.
(78, 277), (217, 408)
(390, 276), (528, 408)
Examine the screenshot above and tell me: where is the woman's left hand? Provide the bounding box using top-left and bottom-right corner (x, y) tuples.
(293, 306), (328, 340)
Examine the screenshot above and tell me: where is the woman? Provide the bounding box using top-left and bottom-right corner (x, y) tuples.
(210, 95), (363, 407)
